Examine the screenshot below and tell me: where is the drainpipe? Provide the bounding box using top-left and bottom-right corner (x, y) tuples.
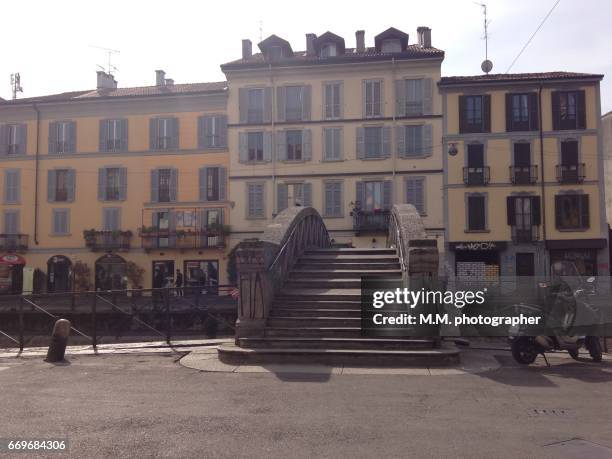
(33, 103), (41, 245)
(538, 85), (548, 276)
(269, 63), (276, 216)
(391, 58), (397, 192)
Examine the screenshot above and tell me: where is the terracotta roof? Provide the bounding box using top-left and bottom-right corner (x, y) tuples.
(0, 82), (227, 106)
(439, 72), (603, 86)
(221, 45), (444, 70)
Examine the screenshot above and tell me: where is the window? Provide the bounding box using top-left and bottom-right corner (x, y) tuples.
(405, 79), (423, 115)
(404, 125), (423, 156)
(199, 115), (227, 149)
(365, 127), (383, 158)
(98, 167), (126, 201)
(247, 183), (265, 218)
(102, 208), (121, 231)
(324, 181), (343, 217)
(3, 124), (25, 155)
(558, 140), (583, 183)
(4, 169), (20, 204)
(248, 132), (264, 161)
(464, 143), (488, 186)
(320, 44), (337, 57)
(269, 46), (283, 60)
(555, 194), (589, 230)
(52, 209), (70, 235)
(248, 88), (265, 123)
(467, 96), (482, 127)
(511, 143), (534, 184)
(285, 86), (304, 121)
(106, 168), (121, 201)
(381, 39), (402, 53)
(199, 167), (226, 202)
(151, 168), (177, 203)
(364, 80), (382, 118)
(405, 178), (425, 215)
(3, 210), (19, 235)
(49, 121), (75, 154)
(48, 169), (75, 202)
(158, 169), (171, 203)
(324, 128), (342, 161)
(151, 118), (177, 150)
(553, 91), (586, 131)
(100, 119), (127, 152)
(286, 130), (303, 161)
(507, 196), (540, 241)
(324, 83), (342, 119)
(460, 95), (490, 133)
(365, 181), (384, 211)
(467, 195), (486, 231)
(507, 93), (538, 132)
(277, 182), (312, 212)
(55, 169), (70, 202)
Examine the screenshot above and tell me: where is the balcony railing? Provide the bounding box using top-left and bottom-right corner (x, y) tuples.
(352, 210), (390, 235)
(0, 234), (28, 251)
(511, 225), (539, 243)
(509, 165), (538, 185)
(463, 167), (490, 186)
(556, 163), (586, 184)
(84, 230), (132, 251)
(139, 228), (227, 251)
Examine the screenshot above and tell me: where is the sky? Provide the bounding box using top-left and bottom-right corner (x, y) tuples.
(1, 0), (611, 113)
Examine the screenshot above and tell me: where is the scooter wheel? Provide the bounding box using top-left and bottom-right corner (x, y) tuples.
(568, 349), (580, 361)
(512, 337), (538, 365)
(585, 336), (602, 363)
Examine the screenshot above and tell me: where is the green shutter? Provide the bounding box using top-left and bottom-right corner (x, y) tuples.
(422, 78), (433, 115)
(302, 182), (312, 207)
(48, 170), (57, 202)
(99, 119), (108, 152)
(98, 168), (107, 201)
(150, 169), (159, 202)
(276, 86), (286, 122)
(66, 169), (75, 202)
(302, 129), (312, 161)
(239, 132), (248, 163)
(356, 127), (365, 159)
(277, 183), (288, 212)
(199, 167), (208, 201)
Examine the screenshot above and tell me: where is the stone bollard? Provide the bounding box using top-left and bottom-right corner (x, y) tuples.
(45, 319), (71, 363)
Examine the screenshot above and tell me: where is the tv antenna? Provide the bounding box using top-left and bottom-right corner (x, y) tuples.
(258, 20), (263, 41)
(10, 73), (23, 100)
(89, 45), (120, 75)
(475, 2), (493, 74)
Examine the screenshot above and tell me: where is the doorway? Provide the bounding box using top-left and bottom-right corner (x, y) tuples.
(47, 255), (72, 293)
(95, 254), (127, 291)
(152, 260), (174, 289)
(515, 253), (535, 277)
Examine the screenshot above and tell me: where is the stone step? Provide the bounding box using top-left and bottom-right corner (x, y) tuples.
(217, 343), (460, 366)
(270, 308), (362, 317)
(238, 337), (436, 350)
(268, 316), (362, 328)
(272, 300), (362, 309)
(277, 289), (362, 302)
(284, 279), (364, 289)
(294, 262), (401, 270)
(290, 269), (402, 278)
(305, 248), (397, 256)
(299, 254), (400, 263)
(265, 327), (364, 338)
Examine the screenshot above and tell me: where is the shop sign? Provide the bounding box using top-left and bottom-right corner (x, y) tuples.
(450, 241), (506, 252)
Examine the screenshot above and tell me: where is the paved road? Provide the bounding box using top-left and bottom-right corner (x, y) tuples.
(0, 351), (611, 458)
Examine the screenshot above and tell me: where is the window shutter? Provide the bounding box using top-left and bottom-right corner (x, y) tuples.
(505, 94), (513, 132)
(218, 116), (227, 148)
(382, 127), (392, 158)
(0, 125), (7, 155)
(406, 179), (425, 214)
(277, 183), (288, 212)
(551, 92), (560, 131)
(302, 129), (312, 161)
(98, 168), (107, 201)
(580, 194), (590, 228)
(4, 170), (19, 203)
(171, 118), (179, 149)
(219, 167), (227, 200)
(576, 90), (587, 129)
(199, 167), (208, 201)
(150, 169), (159, 202)
(554, 195), (562, 228)
(66, 169), (75, 202)
(66, 121), (76, 153)
(263, 87), (272, 123)
(325, 183), (333, 216)
(422, 124), (433, 156)
(362, 81), (367, 117)
(239, 132), (248, 163)
(506, 196), (516, 225)
(239, 88), (248, 124)
(119, 167), (127, 201)
(422, 78), (433, 115)
(149, 118), (158, 150)
(529, 93), (539, 131)
(483, 95), (491, 132)
(532, 196), (541, 225)
(4, 211), (18, 234)
(52, 210), (61, 234)
(48, 170), (57, 202)
(263, 132), (273, 162)
(356, 127), (365, 159)
(382, 181), (392, 210)
(301, 85), (312, 121)
(276, 86), (286, 122)
(302, 182), (312, 207)
(334, 128), (342, 160)
(458, 96), (467, 134)
(396, 126), (406, 158)
(48, 121), (58, 154)
(338, 82), (344, 118)
(355, 181), (365, 209)
(324, 128), (333, 160)
(99, 119), (109, 152)
(197, 116), (206, 148)
(276, 131), (287, 161)
(169, 168), (178, 201)
(17, 124), (26, 154)
(395, 79), (406, 117)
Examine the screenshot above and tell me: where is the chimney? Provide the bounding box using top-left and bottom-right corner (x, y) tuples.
(417, 27), (432, 48)
(96, 71), (117, 90)
(156, 69), (166, 86)
(165, 78), (174, 86)
(242, 39), (252, 59)
(355, 30), (365, 53)
(306, 33), (317, 56)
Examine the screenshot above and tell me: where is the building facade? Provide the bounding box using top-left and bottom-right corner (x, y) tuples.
(221, 27), (445, 254)
(0, 71), (230, 293)
(439, 72), (608, 279)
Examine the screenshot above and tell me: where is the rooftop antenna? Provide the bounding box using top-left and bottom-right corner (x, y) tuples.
(475, 2), (493, 74)
(89, 45), (120, 75)
(10, 73), (23, 100)
(258, 20), (263, 42)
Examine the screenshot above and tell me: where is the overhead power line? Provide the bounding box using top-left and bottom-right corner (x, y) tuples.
(505, 0), (562, 73)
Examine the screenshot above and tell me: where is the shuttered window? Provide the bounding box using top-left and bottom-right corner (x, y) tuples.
(324, 127), (342, 161)
(102, 208), (121, 231)
(459, 95), (491, 133)
(199, 166), (227, 202)
(357, 180), (392, 211)
(357, 126), (391, 159)
(150, 118), (179, 150)
(3, 210), (19, 234)
(98, 167), (127, 201)
(364, 80), (382, 118)
(48, 121), (76, 154)
(4, 169), (20, 204)
(506, 93), (538, 132)
(277, 183), (312, 213)
(52, 209), (70, 235)
(0, 123), (27, 155)
(247, 183), (265, 218)
(405, 178), (425, 215)
(324, 181), (343, 217)
(467, 195), (486, 231)
(48, 169), (75, 202)
(198, 115), (227, 149)
(552, 91), (586, 131)
(151, 168), (177, 203)
(555, 194), (589, 229)
(324, 83), (342, 119)
(247, 88), (265, 123)
(99, 119), (128, 152)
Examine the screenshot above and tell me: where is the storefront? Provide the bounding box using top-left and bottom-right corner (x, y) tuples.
(47, 255), (72, 293)
(95, 254), (128, 291)
(184, 260), (219, 293)
(547, 239), (607, 277)
(449, 241), (505, 281)
(0, 254), (25, 294)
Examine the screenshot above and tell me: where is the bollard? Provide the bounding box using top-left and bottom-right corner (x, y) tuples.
(45, 319), (71, 363)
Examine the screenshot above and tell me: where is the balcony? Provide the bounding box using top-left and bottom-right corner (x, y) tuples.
(511, 226), (539, 243)
(84, 230), (132, 252)
(556, 163), (585, 184)
(509, 165), (538, 185)
(0, 234), (28, 252)
(463, 167), (490, 186)
(352, 210), (390, 235)
(139, 228), (227, 251)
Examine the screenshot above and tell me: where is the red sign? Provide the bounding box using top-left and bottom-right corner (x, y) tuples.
(0, 254), (25, 265)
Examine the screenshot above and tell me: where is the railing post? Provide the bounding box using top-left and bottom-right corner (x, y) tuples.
(19, 295), (24, 352)
(165, 287), (171, 344)
(91, 292), (97, 350)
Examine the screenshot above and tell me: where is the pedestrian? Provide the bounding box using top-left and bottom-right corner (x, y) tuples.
(175, 269), (184, 297)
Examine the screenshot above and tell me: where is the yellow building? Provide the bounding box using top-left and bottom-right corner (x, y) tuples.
(221, 27), (445, 251)
(439, 72), (608, 278)
(0, 71), (230, 293)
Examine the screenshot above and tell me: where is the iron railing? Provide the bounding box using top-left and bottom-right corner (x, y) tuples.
(463, 167), (491, 186)
(0, 234), (28, 251)
(509, 165), (538, 185)
(352, 210), (391, 235)
(84, 230), (132, 251)
(140, 229), (226, 250)
(511, 225), (539, 243)
(556, 163), (586, 184)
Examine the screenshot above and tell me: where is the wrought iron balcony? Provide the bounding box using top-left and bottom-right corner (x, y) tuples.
(556, 163), (585, 184)
(511, 226), (539, 243)
(352, 210), (390, 235)
(509, 165), (538, 185)
(84, 230), (132, 251)
(0, 234), (28, 251)
(139, 228), (227, 251)
(463, 167), (490, 186)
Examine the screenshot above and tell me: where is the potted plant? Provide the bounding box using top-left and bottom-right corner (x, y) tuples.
(72, 261), (92, 292)
(125, 261), (145, 297)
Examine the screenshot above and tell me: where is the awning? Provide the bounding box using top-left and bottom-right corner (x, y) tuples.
(0, 254), (25, 265)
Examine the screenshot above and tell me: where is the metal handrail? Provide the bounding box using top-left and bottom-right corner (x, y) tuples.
(389, 211), (407, 273)
(268, 218), (303, 272)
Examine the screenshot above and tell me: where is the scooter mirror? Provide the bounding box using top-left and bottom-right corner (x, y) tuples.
(587, 276), (595, 283)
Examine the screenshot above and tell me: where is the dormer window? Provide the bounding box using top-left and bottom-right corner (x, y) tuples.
(270, 46), (284, 60)
(320, 43), (337, 58)
(381, 38), (402, 53)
